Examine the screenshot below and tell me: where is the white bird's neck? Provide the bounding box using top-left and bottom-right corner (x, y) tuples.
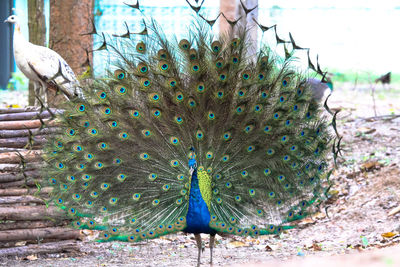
(13, 22), (30, 51)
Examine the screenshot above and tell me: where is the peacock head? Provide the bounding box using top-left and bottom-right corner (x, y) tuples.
(188, 147), (197, 170)
(4, 15), (19, 24)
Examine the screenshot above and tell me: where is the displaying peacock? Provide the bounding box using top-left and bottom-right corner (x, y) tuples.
(40, 2), (338, 266)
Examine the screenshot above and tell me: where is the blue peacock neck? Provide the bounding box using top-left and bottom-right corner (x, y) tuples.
(184, 155), (216, 234)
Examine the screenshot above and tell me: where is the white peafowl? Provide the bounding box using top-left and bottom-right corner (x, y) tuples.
(4, 14), (80, 103)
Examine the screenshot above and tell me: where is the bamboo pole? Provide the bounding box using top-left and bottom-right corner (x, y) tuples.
(0, 150), (43, 164)
(0, 179), (43, 189)
(0, 110), (61, 121)
(0, 206), (66, 221)
(0, 240), (80, 257)
(0, 136), (46, 149)
(0, 163), (43, 172)
(0, 187), (52, 196)
(0, 227), (80, 242)
(0, 107), (44, 114)
(0, 196), (45, 205)
(0, 127), (59, 138)
(0, 220), (62, 231)
(0, 170), (40, 183)
(0, 119), (56, 130)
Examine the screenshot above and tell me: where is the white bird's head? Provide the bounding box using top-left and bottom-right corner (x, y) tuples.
(4, 15), (19, 24)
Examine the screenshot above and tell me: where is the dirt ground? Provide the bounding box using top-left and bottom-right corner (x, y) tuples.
(0, 83), (399, 266)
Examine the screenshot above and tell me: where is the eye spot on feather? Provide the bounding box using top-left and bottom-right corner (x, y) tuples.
(117, 174), (126, 182)
(264, 168), (271, 176)
(179, 39), (190, 50)
(131, 110), (140, 118)
(222, 155), (229, 162)
(152, 109), (161, 118)
(114, 69), (126, 79)
(142, 129), (152, 137)
(267, 148), (275, 155)
(101, 183), (109, 190)
(235, 195), (241, 202)
(241, 170), (248, 177)
(216, 90), (224, 99)
(136, 41), (146, 53)
(254, 104), (262, 113)
(162, 184), (170, 191)
(148, 173), (158, 181)
(195, 130), (204, 140)
(197, 83), (205, 93)
(268, 192), (275, 198)
(170, 136), (180, 145)
(152, 199), (160, 206)
(247, 145), (255, 152)
(236, 106), (244, 114)
(109, 197), (118, 205)
(278, 175), (285, 182)
(77, 104), (86, 112)
(149, 93), (160, 102)
(88, 128), (98, 136)
(170, 160), (179, 167)
(174, 116), (183, 124)
(97, 91), (107, 100)
(208, 111), (215, 120)
(140, 153), (150, 160)
(206, 151), (213, 159)
(222, 132), (231, 141)
(263, 125), (271, 133)
(119, 132), (129, 140)
(249, 189), (256, 196)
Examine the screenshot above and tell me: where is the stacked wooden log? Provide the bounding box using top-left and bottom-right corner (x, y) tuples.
(0, 107), (81, 257)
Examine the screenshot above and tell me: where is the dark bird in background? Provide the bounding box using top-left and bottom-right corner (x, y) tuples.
(375, 72), (391, 87)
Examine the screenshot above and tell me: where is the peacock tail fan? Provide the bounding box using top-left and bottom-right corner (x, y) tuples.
(42, 15), (334, 243)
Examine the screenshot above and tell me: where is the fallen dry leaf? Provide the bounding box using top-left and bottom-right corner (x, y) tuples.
(381, 232), (399, 238)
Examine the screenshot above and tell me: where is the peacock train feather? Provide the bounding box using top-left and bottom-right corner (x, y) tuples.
(41, 3), (337, 266)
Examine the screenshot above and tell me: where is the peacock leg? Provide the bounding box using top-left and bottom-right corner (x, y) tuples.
(195, 234), (202, 267)
(209, 234), (215, 266)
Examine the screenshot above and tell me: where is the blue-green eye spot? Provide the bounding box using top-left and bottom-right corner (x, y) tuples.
(217, 91), (223, 98)
(247, 145), (254, 152)
(161, 64), (168, 70)
(192, 65), (199, 71)
(219, 74), (226, 81)
(279, 96), (285, 102)
(282, 79), (288, 86)
(264, 168), (271, 176)
(119, 87), (126, 93)
(141, 66), (147, 73)
(79, 105), (85, 111)
(100, 92), (106, 99)
(274, 113), (280, 119)
(293, 105), (299, 111)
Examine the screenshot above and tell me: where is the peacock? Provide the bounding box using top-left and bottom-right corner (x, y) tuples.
(40, 2), (338, 266)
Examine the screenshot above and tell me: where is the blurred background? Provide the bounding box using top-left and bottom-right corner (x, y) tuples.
(1, 0), (399, 107)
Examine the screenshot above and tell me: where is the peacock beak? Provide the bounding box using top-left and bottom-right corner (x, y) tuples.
(4, 19), (9, 23)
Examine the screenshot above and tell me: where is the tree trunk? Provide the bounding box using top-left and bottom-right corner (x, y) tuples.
(49, 0), (94, 107)
(28, 0), (46, 106)
(219, 0), (239, 35)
